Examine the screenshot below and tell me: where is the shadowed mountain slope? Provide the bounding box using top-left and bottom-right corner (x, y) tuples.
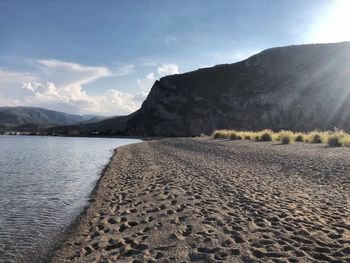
(125, 42), (350, 136)
(0, 107), (99, 132)
(45, 114), (133, 135)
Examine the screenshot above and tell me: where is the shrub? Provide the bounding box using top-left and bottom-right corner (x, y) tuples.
(230, 132), (238, 140)
(274, 131), (283, 141)
(214, 129), (350, 147)
(213, 131), (222, 139)
(328, 135), (342, 147)
(295, 134), (304, 142)
(213, 130), (230, 139)
(281, 135), (291, 144)
(311, 134), (322, 143)
(276, 131), (294, 144)
(307, 130), (329, 144)
(327, 130), (350, 147)
(259, 131), (273, 141)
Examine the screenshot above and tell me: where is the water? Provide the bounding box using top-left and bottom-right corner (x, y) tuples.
(0, 136), (141, 262)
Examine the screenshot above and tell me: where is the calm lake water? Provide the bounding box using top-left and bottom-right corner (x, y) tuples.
(0, 136), (141, 262)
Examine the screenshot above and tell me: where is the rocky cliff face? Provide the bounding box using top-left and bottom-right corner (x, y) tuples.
(126, 42), (350, 136)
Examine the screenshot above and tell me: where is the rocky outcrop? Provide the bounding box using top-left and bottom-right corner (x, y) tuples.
(126, 42), (350, 136)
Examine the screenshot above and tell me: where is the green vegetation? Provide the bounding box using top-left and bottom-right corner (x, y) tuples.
(244, 135), (251, 140)
(295, 134), (304, 142)
(212, 129), (350, 147)
(281, 135), (291, 144)
(328, 135), (342, 147)
(259, 130), (273, 141)
(229, 132), (241, 140)
(327, 130), (350, 147)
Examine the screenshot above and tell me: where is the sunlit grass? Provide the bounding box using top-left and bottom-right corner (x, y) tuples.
(327, 129), (350, 147)
(259, 129), (273, 141)
(212, 129), (350, 147)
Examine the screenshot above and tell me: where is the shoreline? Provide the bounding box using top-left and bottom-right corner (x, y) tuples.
(44, 147), (118, 263)
(49, 138), (350, 262)
(46, 138), (144, 263)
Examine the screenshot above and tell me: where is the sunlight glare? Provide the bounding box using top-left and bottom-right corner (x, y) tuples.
(309, 0), (350, 43)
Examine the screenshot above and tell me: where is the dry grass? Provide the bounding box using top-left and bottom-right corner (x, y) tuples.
(327, 130), (350, 147)
(276, 130), (295, 144)
(259, 130), (273, 141)
(212, 129), (350, 147)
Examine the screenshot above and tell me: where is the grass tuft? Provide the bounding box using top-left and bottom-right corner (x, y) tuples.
(211, 129), (350, 148)
(281, 135), (291, 144)
(259, 130), (273, 141)
(295, 134), (304, 142)
(328, 135), (342, 147)
(229, 132), (239, 140)
(310, 134), (322, 143)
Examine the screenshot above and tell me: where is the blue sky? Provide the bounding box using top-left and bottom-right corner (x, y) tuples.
(0, 0), (349, 115)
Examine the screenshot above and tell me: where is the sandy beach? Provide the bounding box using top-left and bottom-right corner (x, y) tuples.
(50, 138), (350, 263)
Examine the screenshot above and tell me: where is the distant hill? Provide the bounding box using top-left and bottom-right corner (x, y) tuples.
(0, 107), (104, 132)
(48, 42), (350, 136)
(45, 113), (133, 135)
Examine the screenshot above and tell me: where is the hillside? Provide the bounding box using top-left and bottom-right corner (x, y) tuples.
(0, 107), (99, 132)
(45, 114), (132, 136)
(47, 42), (350, 136)
(126, 42), (350, 136)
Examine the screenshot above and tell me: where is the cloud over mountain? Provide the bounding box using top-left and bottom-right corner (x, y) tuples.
(0, 60), (144, 115)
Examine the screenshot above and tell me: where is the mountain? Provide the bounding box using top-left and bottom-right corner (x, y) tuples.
(0, 107), (102, 132)
(45, 114), (132, 136)
(125, 42), (350, 136)
(47, 42), (350, 136)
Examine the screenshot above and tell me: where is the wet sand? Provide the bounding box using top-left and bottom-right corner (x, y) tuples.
(50, 138), (350, 262)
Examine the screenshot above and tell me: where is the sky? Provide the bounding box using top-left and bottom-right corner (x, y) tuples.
(1, 0), (350, 116)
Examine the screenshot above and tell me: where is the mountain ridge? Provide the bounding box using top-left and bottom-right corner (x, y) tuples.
(45, 42), (350, 136)
(0, 106), (105, 132)
(125, 42), (350, 136)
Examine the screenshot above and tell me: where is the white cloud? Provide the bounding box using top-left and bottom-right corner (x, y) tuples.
(140, 62), (157, 67)
(136, 72), (156, 92)
(37, 59), (111, 89)
(20, 81), (144, 115)
(96, 89), (146, 115)
(0, 60), (181, 115)
(0, 61), (143, 115)
(136, 63), (180, 93)
(113, 64), (135, 76)
(0, 69), (35, 83)
(157, 63), (179, 75)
